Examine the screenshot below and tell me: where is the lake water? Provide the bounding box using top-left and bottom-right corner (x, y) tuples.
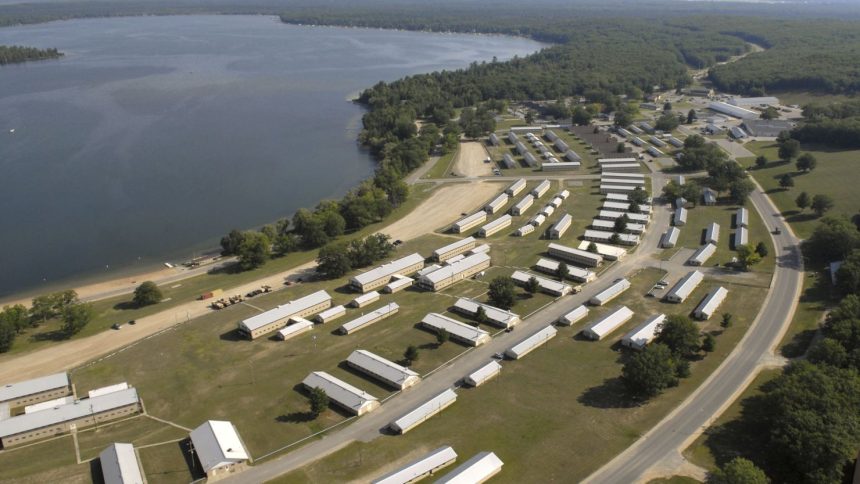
(0, 15), (543, 298)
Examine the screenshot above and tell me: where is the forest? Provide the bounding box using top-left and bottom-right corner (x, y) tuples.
(790, 99), (860, 149)
(0, 45), (61, 64)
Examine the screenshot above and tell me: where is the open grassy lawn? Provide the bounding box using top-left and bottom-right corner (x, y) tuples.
(74, 416), (186, 462)
(770, 91), (857, 107)
(0, 184), (439, 359)
(741, 140), (860, 239)
(0, 436), (91, 483)
(423, 151), (457, 180)
(138, 442), (201, 484)
(659, 201), (776, 274)
(683, 369), (781, 471)
(273, 268), (768, 484)
(648, 477), (701, 484)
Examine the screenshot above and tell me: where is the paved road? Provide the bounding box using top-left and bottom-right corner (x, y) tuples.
(222, 174), (672, 484)
(583, 180), (803, 483)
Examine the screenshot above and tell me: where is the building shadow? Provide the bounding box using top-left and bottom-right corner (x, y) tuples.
(219, 329), (246, 342)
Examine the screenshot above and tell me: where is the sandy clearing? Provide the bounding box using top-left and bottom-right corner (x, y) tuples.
(377, 182), (502, 241)
(0, 181), (502, 383)
(451, 141), (492, 177)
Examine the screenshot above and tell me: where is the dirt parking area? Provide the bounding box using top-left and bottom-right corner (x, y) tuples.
(452, 141), (493, 177)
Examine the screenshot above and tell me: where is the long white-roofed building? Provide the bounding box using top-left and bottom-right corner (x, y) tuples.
(736, 207), (749, 228)
(532, 180), (552, 198)
(433, 237), (476, 262)
(505, 325), (558, 359)
(347, 350), (420, 390)
(576, 241), (628, 261)
(621, 314), (667, 350)
(688, 243), (717, 266)
(453, 212), (488, 234)
(582, 306), (635, 340)
(372, 446), (458, 484)
(596, 210), (650, 225)
(189, 420), (250, 479)
(709, 101), (759, 120)
(549, 213), (573, 239)
(694, 287), (729, 320)
(484, 193), (510, 214)
(418, 253), (491, 291)
(564, 149), (582, 162)
(389, 389), (457, 434)
(530, 213), (547, 227)
(0, 372), (71, 408)
(600, 184), (639, 194)
(99, 442), (145, 484)
(606, 193), (630, 203)
(601, 177), (645, 187)
(592, 219), (646, 235)
(506, 178), (526, 196)
(665, 271), (704, 303)
(238, 290), (332, 339)
(705, 222), (720, 244)
(0, 388), (142, 448)
(436, 451), (504, 484)
(583, 230), (640, 246)
(598, 157), (638, 164)
(302, 371), (379, 416)
(548, 243), (603, 267)
(590, 278), (631, 306)
(511, 271), (572, 297)
(349, 254), (425, 293)
(316, 305), (346, 324)
(452, 298), (520, 329)
(523, 151), (539, 167)
(507, 131), (519, 144)
(649, 136), (667, 147)
(501, 153), (517, 169)
(488, 133), (500, 146)
(734, 227), (749, 248)
(338, 303), (400, 335)
(540, 204), (556, 217)
(674, 207), (688, 226)
(24, 396), (75, 414)
(600, 163), (641, 173)
(420, 313), (490, 347)
(515, 224), (535, 236)
(87, 383), (130, 399)
(384, 277), (414, 294)
(534, 258), (596, 282)
(558, 305), (589, 326)
(511, 194), (535, 215)
(548, 196), (564, 209)
(661, 227), (681, 248)
(464, 361), (502, 387)
(603, 200), (650, 213)
(276, 318), (314, 341)
(478, 215), (512, 238)
(350, 291), (380, 308)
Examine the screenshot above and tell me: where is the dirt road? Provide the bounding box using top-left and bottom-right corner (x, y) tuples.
(451, 141), (492, 177)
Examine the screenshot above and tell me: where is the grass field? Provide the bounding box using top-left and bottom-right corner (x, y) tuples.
(741, 140), (860, 239)
(659, 201), (776, 274)
(648, 477), (701, 484)
(0, 184), (439, 359)
(423, 150), (457, 179)
(273, 267), (769, 484)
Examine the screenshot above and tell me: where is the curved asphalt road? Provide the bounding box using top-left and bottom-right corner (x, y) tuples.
(583, 180), (803, 483)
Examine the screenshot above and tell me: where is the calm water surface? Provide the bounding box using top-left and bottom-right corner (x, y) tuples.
(0, 15), (543, 297)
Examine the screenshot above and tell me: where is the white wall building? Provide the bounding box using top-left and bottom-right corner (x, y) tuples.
(694, 286), (729, 320)
(238, 290), (332, 339)
(435, 451), (504, 484)
(420, 313), (491, 347)
(621, 314), (667, 350)
(389, 389), (457, 434)
(372, 446), (458, 484)
(505, 325), (558, 359)
(433, 237), (477, 262)
(338, 303), (400, 335)
(688, 243), (717, 266)
(511, 270), (572, 297)
(189, 420), (250, 479)
(464, 361), (502, 387)
(590, 278), (631, 305)
(582, 306), (634, 340)
(452, 298), (520, 329)
(665, 271), (704, 303)
(346, 350), (421, 390)
(661, 227), (681, 248)
(558, 305), (589, 326)
(302, 371), (379, 416)
(478, 215), (512, 238)
(99, 443), (145, 484)
(349, 254), (425, 293)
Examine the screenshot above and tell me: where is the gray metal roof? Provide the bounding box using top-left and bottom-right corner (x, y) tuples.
(240, 290), (331, 332)
(99, 442), (145, 484)
(0, 372), (69, 403)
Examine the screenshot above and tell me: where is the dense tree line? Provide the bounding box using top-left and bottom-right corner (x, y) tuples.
(788, 99), (860, 149)
(0, 290), (94, 352)
(0, 45), (61, 65)
(315, 234), (395, 279)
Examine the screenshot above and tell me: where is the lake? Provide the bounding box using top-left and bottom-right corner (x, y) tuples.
(0, 15), (543, 298)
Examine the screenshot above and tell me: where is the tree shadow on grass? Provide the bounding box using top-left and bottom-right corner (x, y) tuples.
(784, 212), (818, 225)
(207, 262), (243, 276)
(30, 330), (70, 342)
(276, 411), (315, 423)
(700, 394), (772, 470)
(578, 377), (639, 409)
(112, 300), (138, 311)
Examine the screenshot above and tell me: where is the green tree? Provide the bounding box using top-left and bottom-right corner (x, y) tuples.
(721, 313), (734, 329)
(663, 101), (673, 111)
(1, 304), (29, 334)
(796, 153), (817, 173)
(614, 110), (632, 127)
(778, 174), (794, 190)
(557, 262), (569, 281)
(655, 111), (680, 131)
(803, 216), (860, 262)
(587, 242), (599, 253)
(811, 194), (835, 217)
(404, 344), (419, 364)
(778, 138), (800, 162)
(686, 109), (697, 124)
(755, 241), (768, 258)
(308, 387), (329, 418)
(260, 224), (277, 242)
(629, 187), (649, 206)
(760, 106), (779, 120)
(736, 244), (762, 271)
(475, 306), (488, 324)
(621, 343), (678, 399)
(656, 314), (701, 359)
(706, 457), (769, 484)
(754, 155), (767, 169)
(609, 233), (621, 244)
(616, 142), (625, 153)
(729, 179), (756, 205)
(702, 333), (716, 352)
(61, 303), (94, 336)
(0, 319), (15, 353)
(525, 276), (540, 294)
(571, 106), (592, 125)
(436, 328), (450, 345)
(30, 290), (78, 325)
(274, 233), (299, 256)
(132, 281), (162, 307)
(613, 214), (629, 233)
(488, 276), (516, 309)
(795, 191), (810, 211)
(219, 229), (246, 256)
(236, 232), (271, 270)
(807, 338), (849, 368)
(316, 242), (352, 279)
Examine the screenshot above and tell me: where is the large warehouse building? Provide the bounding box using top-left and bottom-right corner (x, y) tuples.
(189, 420), (250, 479)
(238, 290), (332, 339)
(349, 253), (425, 293)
